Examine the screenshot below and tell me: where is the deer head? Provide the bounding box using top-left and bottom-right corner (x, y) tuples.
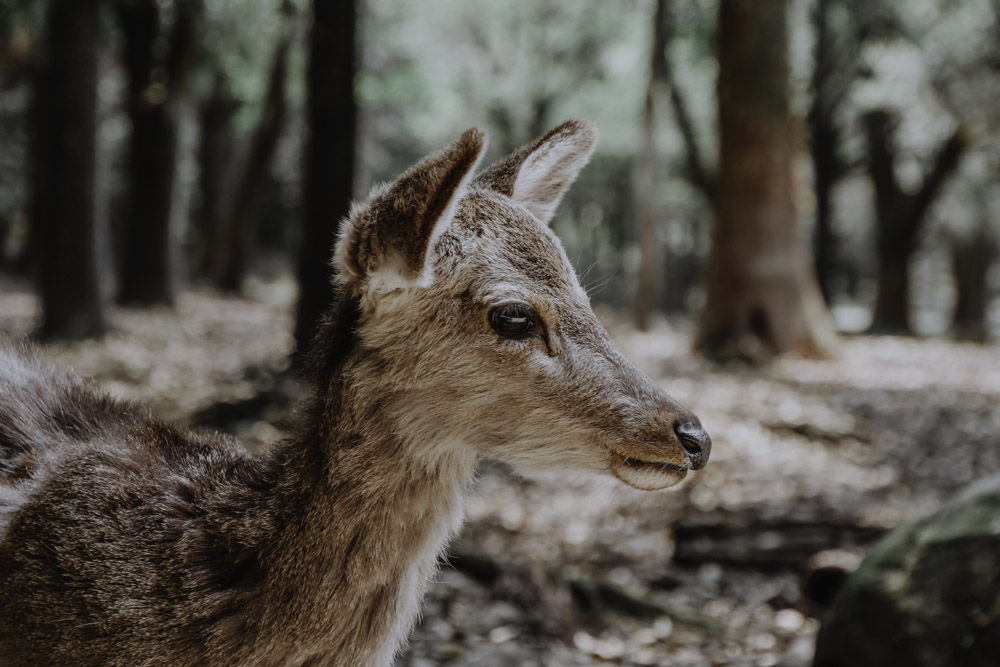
(333, 120), (709, 491)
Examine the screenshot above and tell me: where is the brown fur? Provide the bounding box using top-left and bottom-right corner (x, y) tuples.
(0, 121), (709, 666)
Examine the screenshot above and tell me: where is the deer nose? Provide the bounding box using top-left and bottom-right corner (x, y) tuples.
(674, 422), (711, 470)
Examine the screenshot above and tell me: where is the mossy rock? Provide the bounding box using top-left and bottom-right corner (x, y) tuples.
(813, 476), (1000, 667)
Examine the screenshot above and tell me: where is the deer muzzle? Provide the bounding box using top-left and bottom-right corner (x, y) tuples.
(607, 398), (711, 491)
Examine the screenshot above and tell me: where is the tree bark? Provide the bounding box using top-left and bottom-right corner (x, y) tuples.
(695, 0), (834, 363)
(117, 0), (199, 306)
(295, 0), (357, 356)
(213, 15), (293, 293)
(35, 0), (108, 339)
(865, 110), (966, 335)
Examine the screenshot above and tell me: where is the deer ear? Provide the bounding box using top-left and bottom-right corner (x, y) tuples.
(336, 128), (487, 291)
(474, 120), (598, 225)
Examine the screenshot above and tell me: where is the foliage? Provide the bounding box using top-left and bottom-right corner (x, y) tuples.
(0, 0), (997, 334)
(359, 0), (648, 162)
(199, 0), (306, 131)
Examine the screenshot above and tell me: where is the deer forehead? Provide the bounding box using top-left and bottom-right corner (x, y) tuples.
(434, 191), (588, 303)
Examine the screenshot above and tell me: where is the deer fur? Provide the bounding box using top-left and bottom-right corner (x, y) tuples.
(0, 120), (710, 666)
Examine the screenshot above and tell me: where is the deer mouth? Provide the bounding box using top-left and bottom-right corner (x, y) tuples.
(608, 450), (688, 491)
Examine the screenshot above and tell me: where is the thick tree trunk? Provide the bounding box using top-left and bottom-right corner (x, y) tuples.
(695, 0), (834, 363)
(295, 0), (357, 355)
(35, 0), (107, 339)
(117, 0), (198, 306)
(865, 110), (966, 335)
(214, 11), (294, 293)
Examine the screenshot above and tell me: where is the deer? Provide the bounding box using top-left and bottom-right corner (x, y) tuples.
(0, 120), (710, 666)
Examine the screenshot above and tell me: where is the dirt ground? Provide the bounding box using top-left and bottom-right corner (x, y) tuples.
(3, 278), (998, 666)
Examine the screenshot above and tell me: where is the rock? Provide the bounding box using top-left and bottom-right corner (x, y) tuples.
(813, 475), (1000, 667)
(802, 548), (864, 609)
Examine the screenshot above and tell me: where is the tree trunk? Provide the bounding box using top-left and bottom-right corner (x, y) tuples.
(865, 110), (966, 335)
(0, 212), (9, 267)
(35, 0), (108, 339)
(951, 226), (996, 343)
(809, 0), (844, 306)
(117, 0), (198, 306)
(870, 245), (911, 334)
(633, 0), (669, 331)
(214, 10), (294, 292)
(695, 0), (834, 363)
(295, 0), (357, 355)
(193, 73), (239, 279)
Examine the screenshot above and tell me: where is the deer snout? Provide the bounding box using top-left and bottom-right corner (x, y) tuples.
(674, 421), (711, 470)
(606, 397), (711, 491)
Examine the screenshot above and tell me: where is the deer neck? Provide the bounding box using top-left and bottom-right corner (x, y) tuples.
(250, 303), (477, 664)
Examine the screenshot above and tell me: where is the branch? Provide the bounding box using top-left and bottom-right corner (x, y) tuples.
(907, 125), (967, 232)
(866, 108), (968, 248)
(215, 13), (295, 290)
(666, 74), (714, 200)
(660, 7), (715, 202)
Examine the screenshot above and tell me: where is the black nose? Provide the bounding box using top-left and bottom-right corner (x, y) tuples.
(674, 422), (711, 470)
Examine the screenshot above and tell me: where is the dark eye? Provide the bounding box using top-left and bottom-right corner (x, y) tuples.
(490, 304), (536, 339)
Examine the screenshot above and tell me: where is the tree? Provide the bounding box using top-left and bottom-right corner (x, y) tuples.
(632, 0), (669, 331)
(808, 0), (896, 306)
(695, 0), (834, 362)
(116, 0), (199, 306)
(951, 223), (996, 343)
(213, 1), (296, 292)
(34, 0), (107, 339)
(295, 0), (356, 356)
(808, 0), (855, 305)
(192, 71), (239, 279)
(864, 109), (966, 335)
(635, 0), (716, 328)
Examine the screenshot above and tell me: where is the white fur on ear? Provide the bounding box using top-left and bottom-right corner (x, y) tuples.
(411, 170), (472, 287)
(511, 120), (598, 225)
(363, 172), (473, 295)
(333, 128), (487, 302)
(334, 175), (473, 299)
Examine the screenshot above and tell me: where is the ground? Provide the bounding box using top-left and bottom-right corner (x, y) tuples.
(3, 278), (998, 667)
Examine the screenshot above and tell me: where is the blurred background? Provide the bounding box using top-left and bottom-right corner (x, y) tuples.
(1, 0), (999, 665)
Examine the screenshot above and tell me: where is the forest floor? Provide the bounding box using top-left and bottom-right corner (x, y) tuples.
(2, 277), (998, 667)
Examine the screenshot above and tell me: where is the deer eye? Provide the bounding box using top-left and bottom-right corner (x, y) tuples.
(490, 304), (536, 339)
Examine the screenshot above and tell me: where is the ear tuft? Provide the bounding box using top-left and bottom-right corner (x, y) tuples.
(474, 120), (598, 225)
(335, 128), (487, 291)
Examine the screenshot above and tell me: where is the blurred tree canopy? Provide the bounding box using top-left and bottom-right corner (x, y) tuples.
(0, 0), (996, 353)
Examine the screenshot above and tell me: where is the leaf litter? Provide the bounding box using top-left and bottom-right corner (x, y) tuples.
(2, 281), (998, 666)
